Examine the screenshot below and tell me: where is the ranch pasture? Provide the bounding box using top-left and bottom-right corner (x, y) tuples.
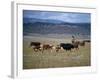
(23, 35), (90, 69)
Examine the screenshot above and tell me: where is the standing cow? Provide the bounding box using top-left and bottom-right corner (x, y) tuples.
(30, 42), (41, 52)
(40, 44), (54, 53)
(60, 43), (74, 51)
(71, 35), (85, 47)
(72, 41), (79, 50)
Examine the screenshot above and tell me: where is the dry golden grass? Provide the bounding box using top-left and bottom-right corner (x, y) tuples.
(23, 37), (90, 69)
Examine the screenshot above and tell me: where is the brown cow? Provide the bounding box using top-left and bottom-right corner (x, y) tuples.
(55, 45), (61, 52)
(72, 40), (79, 50)
(41, 44), (54, 53)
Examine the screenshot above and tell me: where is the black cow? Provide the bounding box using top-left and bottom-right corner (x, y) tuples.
(30, 42), (41, 47)
(60, 43), (74, 51)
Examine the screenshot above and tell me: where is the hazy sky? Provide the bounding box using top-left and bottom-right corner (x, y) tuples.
(23, 10), (91, 23)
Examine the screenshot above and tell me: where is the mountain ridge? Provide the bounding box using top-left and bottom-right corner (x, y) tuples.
(23, 17), (90, 24)
(23, 20), (91, 36)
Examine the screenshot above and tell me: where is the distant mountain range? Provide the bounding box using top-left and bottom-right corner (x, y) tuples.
(23, 18), (66, 24)
(23, 18), (91, 36)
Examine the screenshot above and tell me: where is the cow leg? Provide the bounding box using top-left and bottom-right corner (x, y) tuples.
(42, 48), (44, 53)
(39, 48), (42, 51)
(34, 48), (38, 52)
(34, 49), (37, 52)
(56, 49), (59, 52)
(70, 49), (73, 52)
(50, 49), (53, 53)
(77, 47), (79, 50)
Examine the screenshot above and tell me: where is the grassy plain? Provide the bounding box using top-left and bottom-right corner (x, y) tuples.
(23, 36), (90, 69)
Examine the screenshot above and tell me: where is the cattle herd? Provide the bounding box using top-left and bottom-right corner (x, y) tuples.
(29, 39), (90, 53)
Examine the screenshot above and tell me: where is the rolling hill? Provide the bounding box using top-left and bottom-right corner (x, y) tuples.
(23, 18), (91, 36)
